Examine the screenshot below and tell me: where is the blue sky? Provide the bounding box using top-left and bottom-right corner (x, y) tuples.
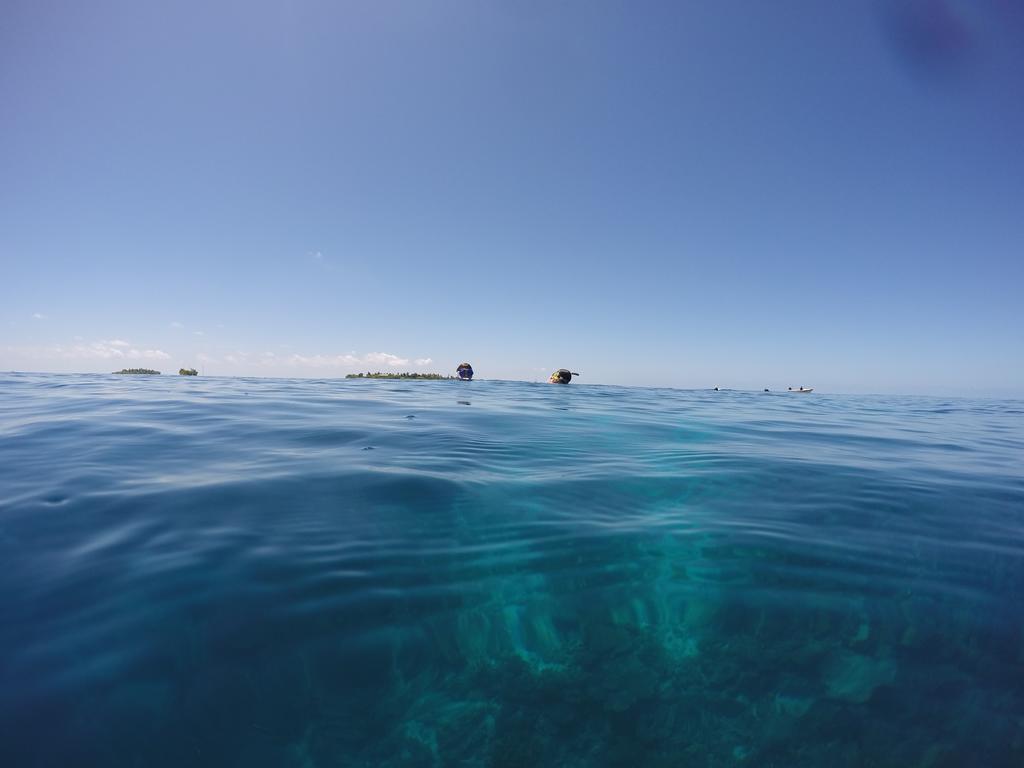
(2, 1), (1022, 394)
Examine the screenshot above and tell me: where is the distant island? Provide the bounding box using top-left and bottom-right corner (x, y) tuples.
(179, 368), (198, 376)
(113, 368), (160, 375)
(345, 372), (456, 380)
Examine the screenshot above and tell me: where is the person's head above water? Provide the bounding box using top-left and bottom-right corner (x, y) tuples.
(549, 369), (579, 384)
(456, 362), (473, 380)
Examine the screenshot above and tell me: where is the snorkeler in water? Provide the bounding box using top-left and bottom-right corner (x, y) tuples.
(456, 362), (474, 380)
(549, 369), (579, 384)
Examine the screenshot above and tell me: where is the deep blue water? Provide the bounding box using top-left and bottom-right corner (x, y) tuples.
(2, 373), (1023, 767)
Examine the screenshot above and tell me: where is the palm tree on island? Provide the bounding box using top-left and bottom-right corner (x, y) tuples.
(179, 368), (198, 376)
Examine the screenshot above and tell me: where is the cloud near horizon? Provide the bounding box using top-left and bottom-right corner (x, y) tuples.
(4, 343), (433, 372)
(217, 350), (432, 370)
(11, 340), (171, 361)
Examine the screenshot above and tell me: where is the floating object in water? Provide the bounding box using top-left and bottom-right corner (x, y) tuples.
(788, 387), (814, 393)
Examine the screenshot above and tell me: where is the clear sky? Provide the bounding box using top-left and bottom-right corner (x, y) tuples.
(2, 1), (1022, 394)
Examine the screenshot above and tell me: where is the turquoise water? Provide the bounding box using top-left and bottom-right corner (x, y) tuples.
(1, 373), (1023, 767)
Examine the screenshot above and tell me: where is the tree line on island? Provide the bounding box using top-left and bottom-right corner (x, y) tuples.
(345, 371), (456, 380)
(110, 369), (462, 379)
(109, 369), (447, 378)
(112, 368), (199, 375)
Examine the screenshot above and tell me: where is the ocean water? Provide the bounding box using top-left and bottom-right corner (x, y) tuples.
(1, 373), (1023, 767)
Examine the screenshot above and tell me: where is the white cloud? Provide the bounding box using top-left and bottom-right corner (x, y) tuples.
(253, 351), (422, 369)
(5, 343), (442, 375)
(170, 321), (184, 329)
(308, 250), (341, 273)
(15, 340), (173, 361)
(32, 313), (46, 319)
(364, 352), (409, 367)
(64, 343), (125, 359)
(127, 348), (171, 360)
(195, 349), (428, 372)
(283, 353), (361, 368)
(193, 330), (205, 336)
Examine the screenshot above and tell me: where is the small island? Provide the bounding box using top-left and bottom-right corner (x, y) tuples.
(179, 368), (198, 376)
(345, 372), (456, 380)
(113, 368), (161, 375)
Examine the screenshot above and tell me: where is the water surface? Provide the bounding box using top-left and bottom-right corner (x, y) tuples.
(1, 373), (1023, 766)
